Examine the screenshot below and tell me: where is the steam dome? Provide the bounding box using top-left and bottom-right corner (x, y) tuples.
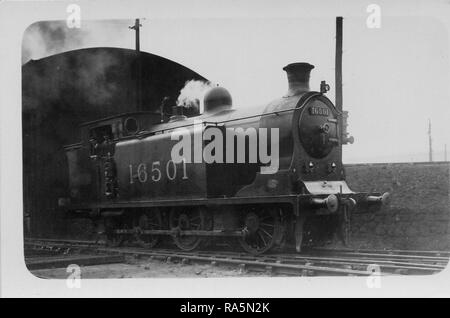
(203, 86), (232, 113)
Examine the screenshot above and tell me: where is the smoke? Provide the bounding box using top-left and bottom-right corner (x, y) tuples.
(176, 80), (215, 113)
(22, 48), (121, 113)
(22, 21), (88, 64)
(74, 50), (120, 105)
(22, 20), (132, 64)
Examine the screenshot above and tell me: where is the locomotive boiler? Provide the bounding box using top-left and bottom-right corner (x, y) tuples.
(62, 59), (388, 254)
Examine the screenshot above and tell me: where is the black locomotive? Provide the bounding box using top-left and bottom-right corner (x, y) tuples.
(61, 60), (388, 254)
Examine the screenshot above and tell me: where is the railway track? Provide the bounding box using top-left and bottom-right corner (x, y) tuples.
(24, 238), (449, 276)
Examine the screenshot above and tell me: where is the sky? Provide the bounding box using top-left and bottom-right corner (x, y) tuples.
(21, 0), (450, 163)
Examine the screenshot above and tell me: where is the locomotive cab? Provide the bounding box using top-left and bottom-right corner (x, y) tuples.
(64, 111), (167, 205)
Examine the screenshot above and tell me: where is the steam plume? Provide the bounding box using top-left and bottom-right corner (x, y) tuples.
(176, 80), (215, 113)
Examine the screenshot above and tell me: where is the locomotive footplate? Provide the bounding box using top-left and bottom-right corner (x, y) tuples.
(68, 191), (388, 218)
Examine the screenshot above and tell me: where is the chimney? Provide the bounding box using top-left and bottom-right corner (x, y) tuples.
(283, 62), (315, 96)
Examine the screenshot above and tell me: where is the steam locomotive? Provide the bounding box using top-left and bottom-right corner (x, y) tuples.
(61, 61), (388, 254)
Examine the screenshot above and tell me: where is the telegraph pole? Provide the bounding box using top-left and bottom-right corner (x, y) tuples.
(335, 17), (343, 113)
(428, 119), (433, 162)
(129, 18), (141, 52)
(129, 19), (143, 111)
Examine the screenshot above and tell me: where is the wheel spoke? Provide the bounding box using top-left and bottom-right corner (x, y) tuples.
(258, 231), (268, 247)
(259, 227), (273, 239)
(136, 211), (162, 249)
(239, 210), (283, 255)
(171, 208), (205, 251)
